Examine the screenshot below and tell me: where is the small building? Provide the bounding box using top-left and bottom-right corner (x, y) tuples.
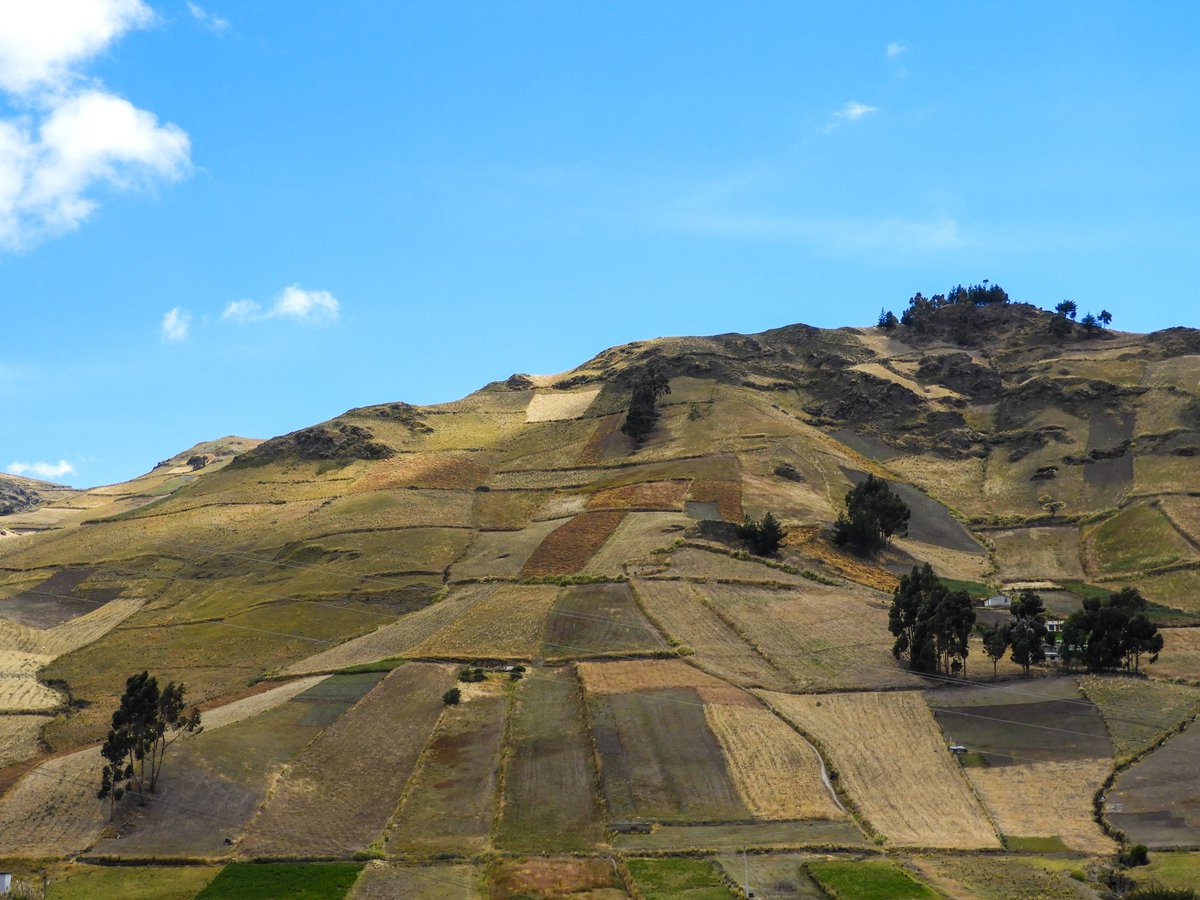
(984, 595), (1011, 609)
(0, 873), (11, 895)
(948, 743), (967, 755)
(1047, 619), (1064, 634)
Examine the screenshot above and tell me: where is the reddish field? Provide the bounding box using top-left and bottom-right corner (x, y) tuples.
(520, 511), (626, 576)
(689, 480), (743, 521)
(587, 480), (691, 511)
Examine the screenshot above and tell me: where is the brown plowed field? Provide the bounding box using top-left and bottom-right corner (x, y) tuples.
(520, 511), (626, 576)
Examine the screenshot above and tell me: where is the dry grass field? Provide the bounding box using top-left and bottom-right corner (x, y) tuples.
(525, 389), (602, 422)
(414, 584), (558, 658)
(1148, 626), (1200, 680)
(785, 529), (900, 592)
(762, 690), (1001, 848)
(0, 650), (60, 711)
(696, 583), (917, 691)
(0, 597), (146, 657)
(658, 546), (813, 585)
(1137, 568), (1200, 616)
(541, 583), (665, 660)
(577, 658), (748, 700)
(705, 704), (843, 821)
(0, 714), (50, 766)
(349, 452), (488, 491)
(198, 675), (329, 730)
(0, 746), (107, 857)
(988, 526), (1086, 582)
(689, 479), (743, 521)
(241, 663), (455, 856)
(350, 861), (483, 899)
(581, 511), (689, 575)
(520, 511), (626, 576)
(587, 479), (690, 511)
(629, 580), (790, 689)
(908, 853), (1101, 900)
(968, 758), (1115, 854)
(489, 856), (625, 900)
(473, 489), (547, 529)
(495, 672), (604, 852)
(1162, 495), (1200, 543)
(386, 685), (506, 853)
(1079, 674), (1200, 759)
(450, 520), (562, 580)
(284, 585), (496, 673)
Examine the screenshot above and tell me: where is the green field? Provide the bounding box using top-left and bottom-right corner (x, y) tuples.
(47, 865), (220, 900)
(1087, 504), (1198, 575)
(196, 862), (363, 899)
(626, 857), (734, 899)
(806, 859), (937, 900)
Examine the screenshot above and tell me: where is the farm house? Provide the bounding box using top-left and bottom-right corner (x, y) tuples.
(984, 595), (1011, 609)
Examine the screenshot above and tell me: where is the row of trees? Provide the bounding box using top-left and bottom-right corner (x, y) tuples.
(888, 563), (975, 675)
(1049, 301), (1113, 338)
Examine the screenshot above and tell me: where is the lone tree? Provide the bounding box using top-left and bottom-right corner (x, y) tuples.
(833, 474), (910, 555)
(1061, 587), (1163, 673)
(1008, 590), (1049, 675)
(98, 672), (201, 816)
(1055, 300), (1078, 320)
(981, 623), (1010, 679)
(888, 563), (975, 675)
(620, 365), (671, 444)
(737, 511), (786, 556)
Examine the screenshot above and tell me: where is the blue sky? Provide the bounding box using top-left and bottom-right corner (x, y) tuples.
(2, 1), (1199, 487)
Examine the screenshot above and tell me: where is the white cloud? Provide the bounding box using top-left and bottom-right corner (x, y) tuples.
(0, 0), (191, 249)
(835, 101), (879, 121)
(161, 306), (191, 342)
(886, 42), (906, 58)
(0, 0), (154, 95)
(221, 286), (341, 327)
(186, 2), (230, 33)
(8, 459), (76, 480)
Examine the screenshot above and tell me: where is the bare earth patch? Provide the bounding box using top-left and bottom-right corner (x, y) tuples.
(525, 389), (602, 423)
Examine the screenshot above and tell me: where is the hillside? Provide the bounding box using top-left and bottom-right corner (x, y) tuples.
(2, 297), (1199, 896)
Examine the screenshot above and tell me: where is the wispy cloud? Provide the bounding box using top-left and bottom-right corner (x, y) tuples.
(835, 101), (879, 122)
(221, 285), (341, 326)
(187, 2), (230, 33)
(8, 459), (75, 480)
(886, 42), (907, 58)
(161, 307), (191, 342)
(0, 1), (191, 249)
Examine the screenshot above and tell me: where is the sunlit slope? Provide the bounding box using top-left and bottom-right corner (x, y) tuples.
(0, 305), (1197, 760)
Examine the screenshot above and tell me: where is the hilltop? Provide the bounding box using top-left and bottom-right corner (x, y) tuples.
(1, 291), (1199, 897)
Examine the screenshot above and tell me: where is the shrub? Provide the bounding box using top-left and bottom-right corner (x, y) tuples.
(442, 688), (461, 705)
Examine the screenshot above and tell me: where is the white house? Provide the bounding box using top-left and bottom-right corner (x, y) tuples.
(0, 872), (11, 894)
(984, 595), (1011, 609)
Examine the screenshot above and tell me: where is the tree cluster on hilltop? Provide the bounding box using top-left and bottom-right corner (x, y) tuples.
(889, 563), (976, 675)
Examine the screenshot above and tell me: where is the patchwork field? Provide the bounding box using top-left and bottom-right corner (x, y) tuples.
(587, 479), (691, 511)
(241, 663), (454, 856)
(1107, 722), (1200, 847)
(495, 672), (604, 852)
(386, 682), (506, 853)
(907, 853), (1100, 900)
(489, 856), (625, 900)
(704, 703), (844, 821)
(626, 856), (734, 899)
(763, 690), (1001, 848)
(930, 684), (1113, 764)
(807, 858), (938, 900)
(284, 585), (496, 673)
(629, 579), (789, 689)
(90, 673), (386, 858)
(45, 864), (220, 900)
(0, 713), (50, 766)
(1084, 503), (1198, 575)
(581, 511), (689, 575)
(971, 758), (1115, 853)
(1149, 626), (1200, 680)
(695, 582), (917, 691)
(449, 520), (562, 580)
(541, 582), (665, 660)
(689, 479), (743, 522)
(414, 583), (559, 658)
(989, 526), (1086, 581)
(520, 510), (626, 575)
(350, 861), (482, 899)
(1079, 674), (1200, 759)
